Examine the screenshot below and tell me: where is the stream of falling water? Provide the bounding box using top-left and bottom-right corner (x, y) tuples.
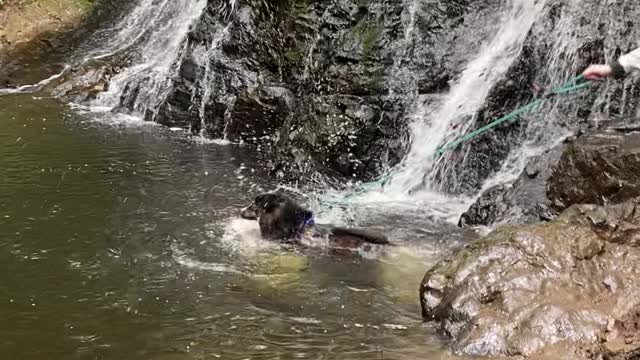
(318, 0), (549, 224)
(90, 0), (206, 119)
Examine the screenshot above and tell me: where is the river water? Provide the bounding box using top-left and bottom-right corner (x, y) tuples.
(1, 94), (475, 359)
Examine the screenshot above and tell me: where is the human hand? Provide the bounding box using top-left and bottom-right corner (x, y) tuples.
(582, 64), (612, 81)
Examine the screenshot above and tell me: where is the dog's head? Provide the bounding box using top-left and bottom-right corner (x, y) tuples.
(240, 193), (313, 241)
(240, 193), (288, 221)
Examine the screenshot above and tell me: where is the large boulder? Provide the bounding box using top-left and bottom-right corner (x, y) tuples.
(421, 199), (640, 358)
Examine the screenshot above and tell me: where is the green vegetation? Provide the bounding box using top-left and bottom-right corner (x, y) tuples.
(352, 19), (382, 61)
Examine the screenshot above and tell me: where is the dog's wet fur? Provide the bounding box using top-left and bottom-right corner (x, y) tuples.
(240, 193), (390, 249)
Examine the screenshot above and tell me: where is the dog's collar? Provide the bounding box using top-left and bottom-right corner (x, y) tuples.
(296, 213), (315, 238)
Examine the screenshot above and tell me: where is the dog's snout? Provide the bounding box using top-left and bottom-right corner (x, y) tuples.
(240, 204), (258, 220)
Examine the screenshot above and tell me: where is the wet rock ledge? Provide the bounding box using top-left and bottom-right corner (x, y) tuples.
(461, 130), (640, 227)
(421, 198), (640, 359)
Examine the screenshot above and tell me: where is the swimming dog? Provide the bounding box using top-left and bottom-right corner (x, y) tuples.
(240, 193), (390, 249)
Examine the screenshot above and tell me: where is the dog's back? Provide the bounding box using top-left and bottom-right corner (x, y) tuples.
(330, 227), (390, 245)
(241, 192), (391, 249)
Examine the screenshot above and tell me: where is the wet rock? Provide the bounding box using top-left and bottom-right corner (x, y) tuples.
(460, 129), (640, 228)
(225, 86), (294, 143)
(52, 64), (120, 101)
(548, 132), (640, 213)
(459, 146), (563, 227)
(421, 199), (640, 358)
(112, 0), (474, 182)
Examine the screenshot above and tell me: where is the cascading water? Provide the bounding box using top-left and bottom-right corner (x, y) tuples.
(6, 0), (634, 228)
(476, 3), (583, 193)
(391, 0), (547, 195)
(189, 23), (234, 139)
(323, 0), (549, 223)
(437, 0), (640, 210)
(88, 0), (207, 120)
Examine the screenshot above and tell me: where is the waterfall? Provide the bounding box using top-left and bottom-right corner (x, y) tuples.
(387, 0), (547, 195)
(88, 0), (207, 120)
(319, 0), (549, 222)
(190, 23), (234, 138)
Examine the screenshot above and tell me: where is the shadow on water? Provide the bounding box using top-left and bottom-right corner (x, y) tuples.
(0, 94), (476, 359)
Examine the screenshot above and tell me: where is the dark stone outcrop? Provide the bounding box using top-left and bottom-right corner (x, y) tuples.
(421, 199), (640, 358)
(548, 132), (640, 213)
(461, 129), (640, 227)
(103, 0), (480, 181)
(459, 146), (563, 227)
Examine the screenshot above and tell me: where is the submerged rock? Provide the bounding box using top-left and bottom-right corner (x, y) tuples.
(52, 64), (121, 102)
(421, 199), (640, 358)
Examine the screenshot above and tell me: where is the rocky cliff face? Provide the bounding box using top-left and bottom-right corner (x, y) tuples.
(141, 0), (640, 192)
(130, 0), (476, 181)
(12, 0), (640, 205)
(421, 198), (640, 358)
(100, 0), (524, 183)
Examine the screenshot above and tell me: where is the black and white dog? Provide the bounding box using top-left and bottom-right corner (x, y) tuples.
(240, 193), (390, 249)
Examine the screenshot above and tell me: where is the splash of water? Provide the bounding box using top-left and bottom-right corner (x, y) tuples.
(191, 23), (234, 139)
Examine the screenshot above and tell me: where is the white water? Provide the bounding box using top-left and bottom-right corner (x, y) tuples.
(189, 23), (234, 139)
(1, 0), (571, 226)
(393, 0), (547, 193)
(91, 0), (207, 120)
(320, 0), (549, 224)
(474, 0), (599, 196)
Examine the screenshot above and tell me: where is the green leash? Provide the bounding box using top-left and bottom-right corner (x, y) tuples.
(433, 99), (544, 155)
(338, 75), (592, 201)
(434, 75), (591, 155)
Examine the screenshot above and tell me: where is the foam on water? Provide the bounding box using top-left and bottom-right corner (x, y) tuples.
(68, 103), (161, 127)
(172, 249), (243, 274)
(220, 218), (277, 256)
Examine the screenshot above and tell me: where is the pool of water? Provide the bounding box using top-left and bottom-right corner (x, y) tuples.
(0, 94), (475, 360)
